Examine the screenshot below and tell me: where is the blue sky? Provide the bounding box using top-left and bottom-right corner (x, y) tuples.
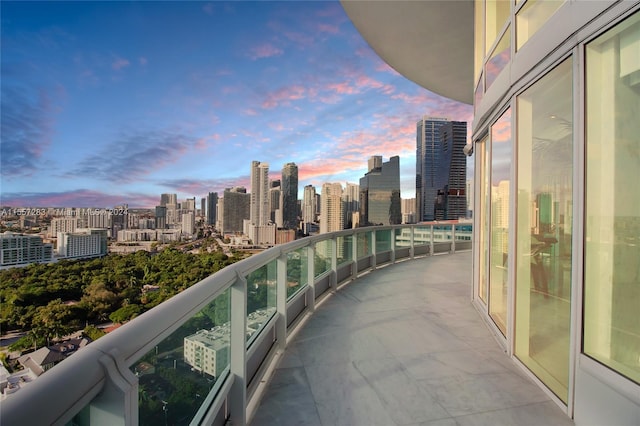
(1, 1), (472, 208)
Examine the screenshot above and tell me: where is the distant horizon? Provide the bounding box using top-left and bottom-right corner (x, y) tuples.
(1, 1), (472, 209)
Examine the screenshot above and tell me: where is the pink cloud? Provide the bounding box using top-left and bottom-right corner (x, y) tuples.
(244, 108), (259, 116)
(112, 57), (130, 70)
(317, 23), (339, 34)
(139, 57), (148, 66)
(261, 85), (306, 109)
(248, 43), (283, 60)
(327, 82), (358, 95)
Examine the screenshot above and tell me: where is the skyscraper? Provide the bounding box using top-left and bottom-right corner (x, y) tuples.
(250, 161), (270, 226)
(220, 187), (250, 234)
(160, 193), (177, 207)
(207, 192), (218, 226)
(320, 183), (344, 234)
(302, 184), (317, 234)
(416, 117), (467, 221)
(359, 156), (401, 226)
(343, 182), (359, 229)
(281, 162), (299, 230)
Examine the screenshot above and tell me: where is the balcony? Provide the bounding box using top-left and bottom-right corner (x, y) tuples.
(1, 224), (572, 425)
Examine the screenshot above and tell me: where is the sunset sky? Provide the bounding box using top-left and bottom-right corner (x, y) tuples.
(1, 1), (472, 208)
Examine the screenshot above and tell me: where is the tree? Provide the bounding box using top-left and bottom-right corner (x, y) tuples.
(109, 304), (142, 323)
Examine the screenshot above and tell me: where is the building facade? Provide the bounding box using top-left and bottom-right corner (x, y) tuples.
(250, 161), (270, 227)
(343, 1), (640, 424)
(359, 155), (401, 226)
(281, 162), (299, 230)
(416, 117), (467, 221)
(57, 229), (108, 259)
(207, 192), (218, 226)
(319, 183), (344, 234)
(0, 232), (53, 267)
(219, 187), (250, 235)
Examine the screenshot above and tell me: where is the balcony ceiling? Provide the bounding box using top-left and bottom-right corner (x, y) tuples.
(341, 0), (474, 105)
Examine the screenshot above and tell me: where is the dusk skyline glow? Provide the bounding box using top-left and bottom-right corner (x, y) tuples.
(1, 1), (472, 208)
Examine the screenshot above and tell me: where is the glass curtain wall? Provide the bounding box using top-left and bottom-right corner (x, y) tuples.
(584, 12), (640, 384)
(489, 109), (512, 335)
(515, 58), (573, 403)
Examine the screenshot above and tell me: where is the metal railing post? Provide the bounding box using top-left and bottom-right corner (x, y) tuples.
(352, 232), (359, 280)
(370, 230), (377, 271)
(330, 238), (338, 291)
(430, 225), (435, 256)
(390, 228), (396, 264)
(451, 225), (456, 253)
(307, 244), (316, 312)
(410, 226), (415, 259)
(276, 253), (287, 350)
(229, 272), (247, 425)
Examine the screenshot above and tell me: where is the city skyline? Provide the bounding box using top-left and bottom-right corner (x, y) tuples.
(1, 1), (471, 208)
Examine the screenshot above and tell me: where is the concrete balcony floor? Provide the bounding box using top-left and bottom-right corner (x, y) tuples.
(251, 252), (574, 426)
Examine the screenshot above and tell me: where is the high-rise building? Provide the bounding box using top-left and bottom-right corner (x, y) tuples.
(416, 117), (467, 221)
(401, 198), (416, 224)
(154, 206), (167, 230)
(302, 185), (318, 235)
(57, 229), (108, 259)
(250, 161), (270, 227)
(359, 156), (401, 226)
(281, 162), (298, 230)
(49, 217), (78, 238)
(319, 183), (344, 234)
(220, 187), (250, 234)
(268, 181), (281, 226)
(0, 232), (53, 267)
(182, 211), (195, 236)
(184, 197), (196, 212)
(343, 182), (359, 229)
(207, 192), (218, 226)
(200, 197), (206, 217)
(160, 193), (177, 206)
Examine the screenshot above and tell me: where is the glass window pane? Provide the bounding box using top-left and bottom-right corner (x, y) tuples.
(246, 261), (277, 342)
(489, 109), (512, 335)
(133, 288), (230, 425)
(516, 0), (564, 50)
(486, 26), (511, 90)
(337, 235), (352, 266)
(314, 240), (331, 278)
(475, 0), (485, 82)
(485, 0), (510, 55)
(584, 12), (640, 384)
(356, 232), (372, 259)
(515, 58), (573, 403)
(375, 229), (392, 252)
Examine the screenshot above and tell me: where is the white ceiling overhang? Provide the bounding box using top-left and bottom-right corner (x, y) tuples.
(341, 0), (475, 105)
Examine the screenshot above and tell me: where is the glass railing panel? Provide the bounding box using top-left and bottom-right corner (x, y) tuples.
(394, 227), (411, 248)
(336, 235), (352, 266)
(375, 229), (392, 252)
(413, 226), (431, 246)
(433, 225), (453, 242)
(356, 232), (372, 260)
(131, 288), (231, 426)
(246, 261), (277, 342)
(313, 240), (331, 278)
(286, 248), (308, 300)
(454, 223), (473, 241)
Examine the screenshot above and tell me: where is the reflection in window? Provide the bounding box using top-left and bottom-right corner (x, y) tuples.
(489, 109), (511, 335)
(515, 58), (573, 403)
(584, 12), (640, 384)
(475, 0), (485, 82)
(516, 0), (563, 50)
(133, 288), (231, 425)
(486, 26), (511, 90)
(246, 261), (277, 342)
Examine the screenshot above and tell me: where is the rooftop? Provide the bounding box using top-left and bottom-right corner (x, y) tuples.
(250, 252), (574, 426)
